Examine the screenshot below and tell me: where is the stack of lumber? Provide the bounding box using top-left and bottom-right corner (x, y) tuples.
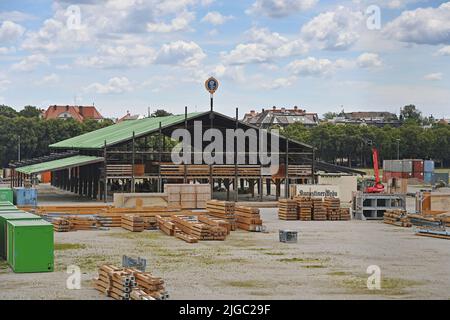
(156, 215), (176, 236)
(52, 218), (70, 232)
(324, 197), (341, 221)
(32, 205), (110, 216)
(416, 228), (450, 240)
(142, 217), (158, 230)
(198, 215), (231, 235)
(206, 200), (236, 230)
(312, 198), (327, 221)
(340, 208), (351, 221)
(278, 199), (298, 220)
(235, 206), (264, 232)
(384, 210), (412, 228)
(296, 197), (312, 221)
(172, 215), (227, 242)
(121, 215), (145, 232)
(438, 213), (450, 228)
(97, 215), (122, 228)
(94, 265), (169, 301)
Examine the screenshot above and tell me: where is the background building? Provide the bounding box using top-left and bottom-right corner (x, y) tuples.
(42, 105), (104, 122)
(243, 106), (319, 128)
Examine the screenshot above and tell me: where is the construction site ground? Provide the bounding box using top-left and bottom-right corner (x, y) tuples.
(1, 207), (449, 300)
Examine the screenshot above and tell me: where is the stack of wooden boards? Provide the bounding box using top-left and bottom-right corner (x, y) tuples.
(121, 215), (145, 232)
(278, 199), (298, 220)
(384, 210), (412, 228)
(206, 200), (236, 230)
(94, 265), (168, 301)
(166, 184), (211, 209)
(278, 197), (351, 221)
(51, 216), (99, 232)
(234, 206), (264, 232)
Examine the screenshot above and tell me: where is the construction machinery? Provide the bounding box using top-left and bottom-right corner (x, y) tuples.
(365, 147), (385, 194)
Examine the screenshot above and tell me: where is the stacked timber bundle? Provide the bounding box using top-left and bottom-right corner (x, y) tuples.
(312, 198), (327, 221)
(156, 215), (176, 236)
(206, 200), (236, 230)
(438, 213), (450, 228)
(278, 199), (298, 220)
(142, 217), (158, 230)
(121, 215), (145, 232)
(340, 208), (351, 221)
(296, 197), (312, 221)
(172, 215), (227, 242)
(198, 215), (231, 235)
(94, 265), (169, 301)
(52, 218), (70, 232)
(324, 197), (341, 221)
(97, 215), (122, 228)
(235, 206), (264, 232)
(384, 210), (412, 228)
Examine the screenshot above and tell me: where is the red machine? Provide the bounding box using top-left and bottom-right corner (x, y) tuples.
(365, 147), (385, 193)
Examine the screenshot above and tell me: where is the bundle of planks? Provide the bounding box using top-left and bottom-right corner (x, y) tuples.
(51, 216), (99, 232)
(97, 215), (122, 228)
(198, 215), (232, 235)
(278, 199), (298, 220)
(172, 215), (228, 242)
(340, 208), (351, 221)
(296, 197), (312, 221)
(121, 215), (145, 232)
(94, 265), (169, 301)
(206, 200), (236, 230)
(52, 218), (70, 232)
(312, 198), (327, 221)
(384, 210), (412, 227)
(324, 197), (341, 221)
(235, 206), (264, 232)
(156, 215), (176, 236)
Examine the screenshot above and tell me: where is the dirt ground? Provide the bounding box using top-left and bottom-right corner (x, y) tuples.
(1, 208), (449, 300)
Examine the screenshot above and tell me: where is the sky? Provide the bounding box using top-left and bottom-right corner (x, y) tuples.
(0, 0), (449, 119)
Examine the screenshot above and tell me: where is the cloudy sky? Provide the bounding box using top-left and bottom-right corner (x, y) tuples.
(0, 0), (449, 118)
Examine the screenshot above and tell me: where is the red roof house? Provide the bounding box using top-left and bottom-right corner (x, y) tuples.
(42, 105), (103, 122)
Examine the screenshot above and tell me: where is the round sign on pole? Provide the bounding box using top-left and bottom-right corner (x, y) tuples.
(205, 77), (219, 95)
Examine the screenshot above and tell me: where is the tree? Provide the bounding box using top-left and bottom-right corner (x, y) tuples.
(151, 109), (173, 118)
(323, 112), (338, 120)
(0, 105), (18, 118)
(19, 106), (42, 118)
(401, 105), (422, 124)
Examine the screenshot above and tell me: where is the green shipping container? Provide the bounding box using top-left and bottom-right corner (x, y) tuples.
(0, 206), (19, 212)
(0, 189), (13, 203)
(0, 212), (41, 260)
(7, 220), (54, 273)
(0, 201), (14, 206)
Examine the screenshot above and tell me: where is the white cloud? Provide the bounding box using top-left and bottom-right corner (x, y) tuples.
(436, 45), (450, 56)
(357, 53), (383, 68)
(288, 57), (335, 77)
(424, 72), (443, 81)
(262, 76), (297, 89)
(0, 47), (16, 55)
(201, 11), (233, 25)
(0, 21), (25, 43)
(0, 79), (11, 91)
(0, 11), (36, 22)
(11, 54), (49, 72)
(37, 73), (60, 85)
(85, 77), (134, 94)
(147, 11), (195, 33)
(76, 45), (156, 68)
(384, 2), (450, 45)
(301, 6), (364, 51)
(155, 41), (206, 67)
(247, 0), (317, 18)
(222, 27), (308, 65)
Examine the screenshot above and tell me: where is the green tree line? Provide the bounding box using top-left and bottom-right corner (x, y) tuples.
(0, 105), (114, 167)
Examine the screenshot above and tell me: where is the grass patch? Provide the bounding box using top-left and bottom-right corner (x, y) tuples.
(339, 274), (423, 296)
(75, 254), (113, 272)
(223, 280), (269, 289)
(302, 265), (327, 269)
(277, 257), (323, 263)
(54, 243), (87, 251)
(263, 252), (285, 256)
(328, 271), (351, 277)
(0, 260), (9, 273)
(104, 231), (162, 240)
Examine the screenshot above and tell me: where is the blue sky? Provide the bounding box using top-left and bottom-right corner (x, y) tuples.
(0, 0), (449, 119)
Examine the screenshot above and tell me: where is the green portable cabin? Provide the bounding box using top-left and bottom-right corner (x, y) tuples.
(0, 212), (41, 260)
(0, 206), (19, 212)
(0, 189), (13, 203)
(7, 220), (54, 273)
(0, 201), (14, 206)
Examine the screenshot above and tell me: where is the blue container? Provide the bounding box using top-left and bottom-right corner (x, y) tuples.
(13, 188), (38, 206)
(424, 172), (433, 184)
(424, 160), (435, 173)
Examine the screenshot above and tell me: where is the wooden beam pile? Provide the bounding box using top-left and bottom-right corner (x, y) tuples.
(340, 208), (351, 221)
(324, 197), (341, 221)
(296, 197), (312, 221)
(312, 198), (327, 221)
(172, 215), (227, 242)
(198, 215), (231, 234)
(51, 216), (99, 232)
(206, 200), (236, 230)
(156, 215), (176, 236)
(52, 218), (70, 232)
(235, 206), (264, 232)
(384, 210), (412, 228)
(278, 199), (298, 220)
(94, 265), (169, 301)
(121, 215), (145, 232)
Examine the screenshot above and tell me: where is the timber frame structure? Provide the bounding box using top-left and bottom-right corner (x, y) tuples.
(9, 109), (364, 202)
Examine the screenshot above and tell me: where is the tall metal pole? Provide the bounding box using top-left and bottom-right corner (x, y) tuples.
(131, 131), (136, 193)
(184, 107), (188, 184)
(210, 94), (213, 112)
(17, 135), (21, 162)
(234, 108), (239, 203)
(103, 140), (107, 203)
(158, 122), (163, 193)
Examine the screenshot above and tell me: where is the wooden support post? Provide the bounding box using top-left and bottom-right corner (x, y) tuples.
(311, 149), (316, 184)
(131, 131), (136, 193)
(285, 138), (289, 199)
(158, 123), (163, 193)
(184, 107), (188, 184)
(104, 140), (108, 203)
(234, 108), (239, 203)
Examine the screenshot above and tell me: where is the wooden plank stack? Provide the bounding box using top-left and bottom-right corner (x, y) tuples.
(156, 215), (176, 236)
(235, 206), (264, 232)
(340, 208), (351, 221)
(94, 265), (169, 301)
(172, 215), (227, 241)
(198, 215), (231, 235)
(51, 216), (99, 232)
(312, 198), (327, 221)
(121, 215), (145, 232)
(384, 210), (412, 228)
(324, 197), (341, 221)
(278, 199), (298, 220)
(52, 218), (70, 232)
(206, 200), (236, 230)
(296, 197), (312, 221)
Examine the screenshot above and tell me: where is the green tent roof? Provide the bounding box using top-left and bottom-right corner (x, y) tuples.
(50, 112), (205, 150)
(15, 156), (104, 175)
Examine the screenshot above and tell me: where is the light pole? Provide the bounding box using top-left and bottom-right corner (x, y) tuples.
(396, 139), (400, 160)
(17, 135), (21, 162)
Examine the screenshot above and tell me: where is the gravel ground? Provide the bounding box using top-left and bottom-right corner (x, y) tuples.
(0, 208), (449, 300)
